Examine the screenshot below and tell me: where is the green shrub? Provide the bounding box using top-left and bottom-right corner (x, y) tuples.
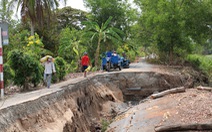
(8, 50), (43, 91)
(101, 119), (110, 132)
(3, 63), (15, 87)
(127, 50), (136, 63)
(52, 57), (68, 83)
(186, 55), (201, 69)
(91, 66), (97, 72)
(186, 54), (212, 85)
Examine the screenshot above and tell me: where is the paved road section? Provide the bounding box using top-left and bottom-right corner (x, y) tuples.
(0, 76), (84, 110)
(107, 89), (212, 132)
(0, 59), (155, 110)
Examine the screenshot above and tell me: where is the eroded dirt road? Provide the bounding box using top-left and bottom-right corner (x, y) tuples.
(107, 89), (212, 132)
(0, 58), (211, 132)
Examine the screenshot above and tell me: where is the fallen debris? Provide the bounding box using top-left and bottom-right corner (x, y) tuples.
(150, 87), (185, 99)
(155, 123), (212, 132)
(197, 86), (212, 92)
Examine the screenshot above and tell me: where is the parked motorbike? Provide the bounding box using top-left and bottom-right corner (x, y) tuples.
(106, 55), (121, 72)
(120, 57), (130, 68)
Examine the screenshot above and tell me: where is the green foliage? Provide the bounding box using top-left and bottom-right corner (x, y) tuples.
(203, 40), (212, 55)
(182, 0), (212, 44)
(58, 28), (86, 72)
(58, 28), (85, 62)
(84, 0), (138, 64)
(116, 44), (138, 62)
(127, 50), (136, 62)
(3, 29), (29, 62)
(5, 29), (29, 49)
(24, 33), (46, 57)
(101, 119), (110, 132)
(83, 16), (124, 67)
(5, 31), (49, 61)
(91, 66), (97, 72)
(56, 6), (88, 30)
(3, 63), (15, 87)
(186, 54), (212, 84)
(84, 0), (137, 34)
(134, 0), (212, 64)
(10, 0), (66, 35)
(8, 50), (43, 90)
(0, 0), (13, 23)
(52, 57), (68, 83)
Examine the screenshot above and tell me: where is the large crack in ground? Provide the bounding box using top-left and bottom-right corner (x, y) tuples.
(0, 69), (209, 132)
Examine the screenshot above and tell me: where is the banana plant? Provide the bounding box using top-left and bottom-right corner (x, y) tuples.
(83, 16), (124, 67)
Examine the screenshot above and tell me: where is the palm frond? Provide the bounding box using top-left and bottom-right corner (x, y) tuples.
(91, 32), (97, 42)
(106, 35), (121, 45)
(106, 28), (123, 41)
(111, 27), (125, 36)
(102, 16), (113, 31)
(103, 32), (107, 42)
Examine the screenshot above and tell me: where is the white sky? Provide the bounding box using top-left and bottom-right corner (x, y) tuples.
(61, 0), (137, 12)
(13, 0), (138, 20)
(13, 0), (87, 20)
(59, 0), (87, 11)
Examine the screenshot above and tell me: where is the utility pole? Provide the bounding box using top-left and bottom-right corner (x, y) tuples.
(0, 27), (4, 99)
(0, 22), (9, 99)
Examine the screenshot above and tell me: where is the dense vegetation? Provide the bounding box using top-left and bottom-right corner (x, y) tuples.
(186, 55), (212, 84)
(0, 0), (211, 90)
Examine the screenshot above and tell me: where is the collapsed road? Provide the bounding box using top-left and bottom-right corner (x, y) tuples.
(0, 61), (211, 132)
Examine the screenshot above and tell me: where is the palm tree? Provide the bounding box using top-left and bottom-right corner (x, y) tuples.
(10, 0), (66, 35)
(84, 16), (124, 67)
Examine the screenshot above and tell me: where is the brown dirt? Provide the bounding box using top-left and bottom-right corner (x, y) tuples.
(157, 89), (212, 126)
(108, 88), (212, 132)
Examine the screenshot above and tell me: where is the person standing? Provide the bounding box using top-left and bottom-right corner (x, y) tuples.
(43, 56), (56, 88)
(81, 52), (90, 77)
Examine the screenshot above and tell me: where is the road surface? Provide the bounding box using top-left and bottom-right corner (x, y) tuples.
(0, 60), (155, 110)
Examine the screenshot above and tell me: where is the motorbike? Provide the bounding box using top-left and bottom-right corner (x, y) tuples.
(120, 57), (130, 68)
(106, 55), (121, 72)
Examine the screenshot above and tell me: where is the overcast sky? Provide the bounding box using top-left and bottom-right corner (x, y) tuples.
(13, 0), (87, 19)
(59, 0), (87, 11)
(60, 0), (137, 11)
(14, 0), (138, 20)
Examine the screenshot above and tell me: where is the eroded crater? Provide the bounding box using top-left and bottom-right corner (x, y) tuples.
(0, 71), (196, 132)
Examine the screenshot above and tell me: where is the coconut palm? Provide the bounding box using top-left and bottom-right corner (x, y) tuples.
(84, 16), (124, 67)
(10, 0), (66, 35)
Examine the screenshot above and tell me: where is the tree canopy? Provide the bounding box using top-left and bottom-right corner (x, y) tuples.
(56, 6), (88, 30)
(134, 0), (212, 64)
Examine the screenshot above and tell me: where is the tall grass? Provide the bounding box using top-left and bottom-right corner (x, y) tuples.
(186, 54), (212, 85)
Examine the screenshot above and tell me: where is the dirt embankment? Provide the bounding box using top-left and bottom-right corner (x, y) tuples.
(0, 68), (201, 132)
(0, 77), (125, 132)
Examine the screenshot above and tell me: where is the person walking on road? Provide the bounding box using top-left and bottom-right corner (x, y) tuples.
(43, 56), (56, 88)
(81, 52), (90, 77)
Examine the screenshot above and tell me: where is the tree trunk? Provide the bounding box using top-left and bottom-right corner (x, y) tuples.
(23, 79), (29, 91)
(150, 87), (185, 99)
(95, 37), (101, 67)
(169, 45), (174, 65)
(30, 21), (35, 36)
(155, 123), (212, 132)
(197, 86), (212, 91)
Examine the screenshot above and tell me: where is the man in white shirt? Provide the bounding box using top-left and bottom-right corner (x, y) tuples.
(43, 57), (56, 88)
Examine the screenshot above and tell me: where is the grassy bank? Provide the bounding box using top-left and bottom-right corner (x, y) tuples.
(186, 54), (212, 85)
